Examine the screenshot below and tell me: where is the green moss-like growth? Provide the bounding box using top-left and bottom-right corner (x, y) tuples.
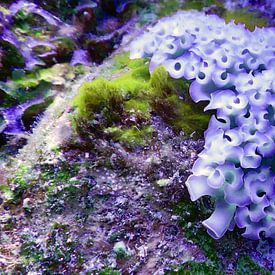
(124, 99), (151, 119)
(150, 67), (210, 136)
(111, 66), (150, 95)
(0, 41), (25, 81)
(153, 0), (225, 17)
(167, 261), (221, 274)
(41, 162), (84, 212)
(92, 267), (121, 275)
(4, 165), (30, 203)
(73, 53), (210, 146)
(74, 79), (123, 120)
(183, 0), (223, 11)
(156, 0), (183, 17)
(147, 0), (266, 31)
(236, 256), (271, 275)
(20, 223), (83, 272)
(113, 52), (133, 70)
(73, 56), (152, 147)
(105, 126), (153, 146)
(223, 9), (267, 31)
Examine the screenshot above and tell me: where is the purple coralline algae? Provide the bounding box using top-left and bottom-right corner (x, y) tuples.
(129, 10), (275, 240)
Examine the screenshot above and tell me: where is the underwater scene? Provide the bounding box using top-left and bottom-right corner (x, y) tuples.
(0, 0), (274, 274)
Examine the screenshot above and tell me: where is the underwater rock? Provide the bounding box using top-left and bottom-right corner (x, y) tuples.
(73, 2), (98, 33)
(71, 49), (92, 66)
(0, 96), (52, 135)
(0, 0), (140, 146)
(73, 55), (209, 150)
(0, 63), (76, 142)
(0, 0), (138, 78)
(22, 96), (54, 131)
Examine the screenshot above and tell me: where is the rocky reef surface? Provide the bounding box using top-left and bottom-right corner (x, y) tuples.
(0, 0), (274, 274)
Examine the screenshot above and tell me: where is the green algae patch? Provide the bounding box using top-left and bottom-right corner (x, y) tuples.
(151, 0), (225, 18)
(37, 162), (94, 215)
(124, 99), (151, 119)
(93, 267), (120, 275)
(236, 256), (271, 275)
(0, 185), (14, 201)
(53, 37), (75, 52)
(19, 223), (83, 273)
(73, 57), (152, 147)
(150, 66), (210, 136)
(156, 94), (210, 136)
(0, 64), (77, 109)
(0, 41), (25, 81)
(0, 164), (33, 206)
(167, 261), (221, 274)
(223, 9), (267, 31)
(73, 56), (210, 147)
(149, 1), (266, 31)
(74, 79), (122, 119)
(182, 0), (223, 12)
(105, 126), (154, 147)
(10, 64), (75, 89)
(156, 0), (182, 17)
(113, 52), (132, 70)
(111, 66), (150, 97)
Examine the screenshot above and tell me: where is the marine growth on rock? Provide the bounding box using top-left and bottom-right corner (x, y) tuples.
(0, 0), (136, 75)
(0, 0), (138, 139)
(129, 10), (275, 240)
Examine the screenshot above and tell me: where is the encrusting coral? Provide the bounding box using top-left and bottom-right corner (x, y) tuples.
(129, 10), (275, 240)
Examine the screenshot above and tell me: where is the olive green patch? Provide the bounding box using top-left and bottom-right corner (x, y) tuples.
(73, 53), (210, 146)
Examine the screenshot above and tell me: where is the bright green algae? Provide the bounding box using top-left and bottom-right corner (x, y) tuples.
(144, 0), (267, 31)
(73, 54), (210, 147)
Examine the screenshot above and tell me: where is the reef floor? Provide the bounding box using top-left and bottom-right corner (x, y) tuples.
(0, 2), (274, 273)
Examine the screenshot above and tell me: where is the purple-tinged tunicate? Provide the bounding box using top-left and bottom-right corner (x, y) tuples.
(129, 10), (275, 240)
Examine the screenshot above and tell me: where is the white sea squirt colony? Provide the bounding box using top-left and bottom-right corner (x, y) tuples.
(129, 10), (275, 240)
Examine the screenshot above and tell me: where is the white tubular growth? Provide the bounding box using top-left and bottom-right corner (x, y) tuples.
(130, 10), (275, 240)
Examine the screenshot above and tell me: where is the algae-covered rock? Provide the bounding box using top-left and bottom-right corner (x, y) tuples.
(73, 54), (210, 148)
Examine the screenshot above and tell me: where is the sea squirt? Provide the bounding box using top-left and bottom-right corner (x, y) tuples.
(129, 10), (275, 240)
